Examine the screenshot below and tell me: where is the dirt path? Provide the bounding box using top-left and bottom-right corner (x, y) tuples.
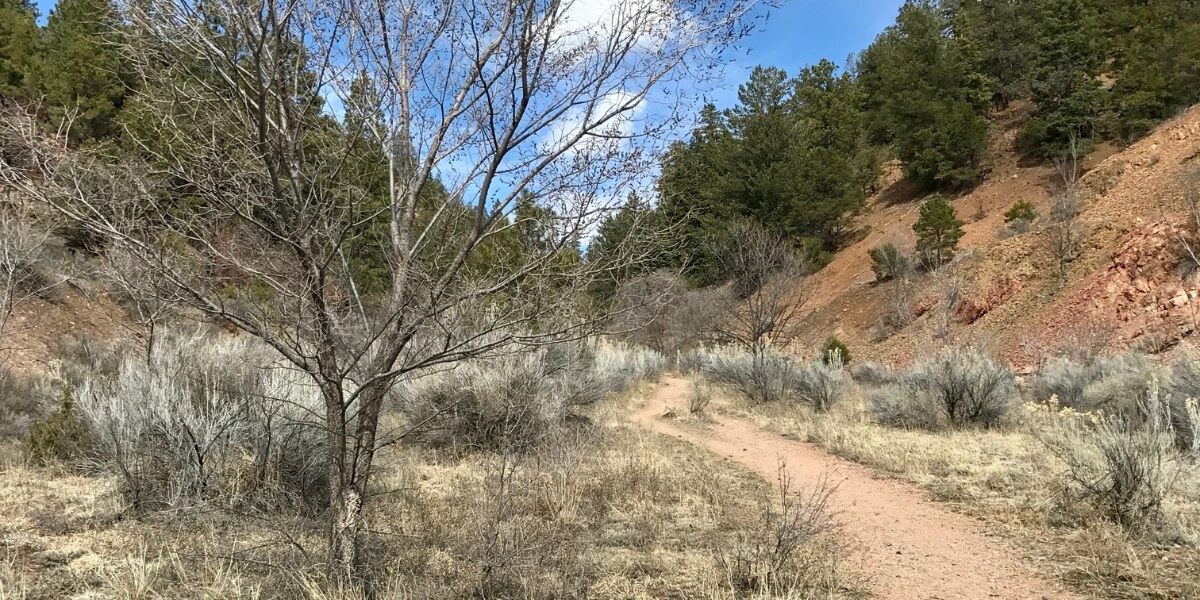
(632, 377), (1081, 600)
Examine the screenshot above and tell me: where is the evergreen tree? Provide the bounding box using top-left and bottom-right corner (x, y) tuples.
(0, 0), (39, 97)
(39, 0), (127, 143)
(789, 59), (876, 245)
(860, 0), (990, 189)
(913, 194), (965, 266)
(1104, 0), (1200, 141)
(950, 0), (1038, 107)
(588, 192), (656, 299)
(722, 66), (798, 224)
(1023, 0), (1105, 159)
(657, 103), (739, 285)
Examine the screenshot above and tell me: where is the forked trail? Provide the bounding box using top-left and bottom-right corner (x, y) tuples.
(632, 377), (1081, 600)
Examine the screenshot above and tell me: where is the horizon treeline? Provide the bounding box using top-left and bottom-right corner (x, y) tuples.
(2, 0), (1198, 294)
(594, 0), (1200, 287)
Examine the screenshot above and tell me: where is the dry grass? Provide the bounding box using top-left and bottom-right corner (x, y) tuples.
(0, 383), (863, 600)
(719, 385), (1200, 600)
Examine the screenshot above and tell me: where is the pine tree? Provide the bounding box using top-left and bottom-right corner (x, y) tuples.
(587, 192), (655, 299)
(1104, 0), (1200, 141)
(722, 66), (798, 224)
(789, 59), (876, 246)
(657, 103), (739, 285)
(860, 0), (990, 189)
(0, 0), (39, 97)
(39, 0), (127, 143)
(913, 194), (965, 266)
(1023, 0), (1105, 159)
(950, 0), (1038, 107)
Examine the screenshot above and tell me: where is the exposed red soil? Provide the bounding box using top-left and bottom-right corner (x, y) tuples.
(790, 103), (1200, 368)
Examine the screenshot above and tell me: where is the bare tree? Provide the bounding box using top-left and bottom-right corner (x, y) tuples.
(0, 0), (758, 581)
(1048, 135), (1084, 285)
(0, 208), (53, 343)
(710, 220), (813, 355)
(1175, 167), (1200, 279)
(931, 260), (963, 341)
(101, 248), (174, 364)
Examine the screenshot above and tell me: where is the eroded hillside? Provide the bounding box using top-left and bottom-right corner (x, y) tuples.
(794, 103), (1200, 368)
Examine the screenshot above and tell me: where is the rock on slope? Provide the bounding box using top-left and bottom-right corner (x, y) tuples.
(791, 103), (1200, 368)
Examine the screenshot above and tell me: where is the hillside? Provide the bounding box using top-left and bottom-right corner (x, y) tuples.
(793, 102), (1200, 368)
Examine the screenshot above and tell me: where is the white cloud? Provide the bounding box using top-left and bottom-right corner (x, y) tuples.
(552, 0), (679, 52)
(545, 89), (645, 157)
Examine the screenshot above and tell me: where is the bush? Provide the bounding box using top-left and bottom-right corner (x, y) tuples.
(403, 340), (664, 452)
(0, 366), (46, 444)
(868, 346), (1017, 430)
(72, 328), (328, 512)
(821, 336), (850, 365)
(1003, 199), (1038, 224)
(1163, 350), (1200, 453)
(700, 346), (799, 405)
(715, 467), (837, 594)
(404, 354), (558, 453)
(794, 352), (845, 412)
(1030, 352), (1152, 414)
(687, 374), (713, 415)
(868, 243), (910, 283)
(690, 346), (845, 411)
(27, 388), (93, 465)
(850, 361), (894, 386)
(1036, 380), (1200, 534)
(866, 383), (943, 431)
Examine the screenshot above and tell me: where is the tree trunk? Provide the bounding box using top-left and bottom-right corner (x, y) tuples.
(322, 380), (359, 584)
(323, 381), (389, 584)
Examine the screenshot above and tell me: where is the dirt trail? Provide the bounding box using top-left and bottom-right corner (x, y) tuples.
(632, 377), (1081, 600)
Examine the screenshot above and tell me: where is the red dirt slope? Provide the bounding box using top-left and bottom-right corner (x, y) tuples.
(791, 102), (1200, 367)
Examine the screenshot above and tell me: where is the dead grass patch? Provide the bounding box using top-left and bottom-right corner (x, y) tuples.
(0, 383), (864, 599)
(720, 385), (1200, 600)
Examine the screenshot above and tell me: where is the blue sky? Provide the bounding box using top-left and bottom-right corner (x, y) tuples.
(712, 0), (904, 107)
(34, 0), (904, 101)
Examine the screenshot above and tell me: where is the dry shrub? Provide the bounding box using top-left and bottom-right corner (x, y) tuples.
(0, 366), (47, 445)
(688, 374), (714, 415)
(609, 270), (726, 354)
(693, 346), (846, 410)
(866, 384), (942, 431)
(850, 361), (894, 387)
(402, 340), (664, 452)
(401, 353), (570, 453)
(1164, 349), (1200, 453)
(715, 465), (839, 595)
(1029, 352), (1153, 413)
(71, 327), (328, 512)
(868, 346), (1017, 430)
(27, 388), (94, 465)
(794, 350), (845, 412)
(868, 243), (910, 283)
(696, 346), (797, 405)
(1033, 380), (1200, 536)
